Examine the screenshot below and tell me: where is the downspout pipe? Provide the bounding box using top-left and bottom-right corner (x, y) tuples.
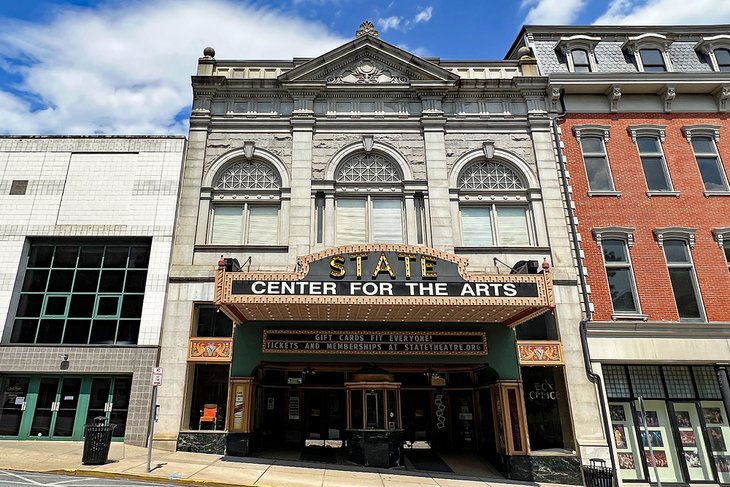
(549, 90), (617, 481)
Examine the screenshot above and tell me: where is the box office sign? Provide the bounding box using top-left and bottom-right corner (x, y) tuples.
(231, 249), (539, 298)
(263, 330), (488, 356)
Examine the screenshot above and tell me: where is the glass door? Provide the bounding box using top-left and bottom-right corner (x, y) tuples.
(0, 377), (30, 436)
(701, 400), (730, 483)
(635, 399), (683, 483)
(670, 402), (714, 482)
(29, 378), (60, 437)
(85, 377), (131, 438)
(53, 378), (81, 437)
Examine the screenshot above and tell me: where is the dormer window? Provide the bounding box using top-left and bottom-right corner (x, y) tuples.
(571, 49), (591, 72)
(695, 35), (730, 72)
(639, 49), (666, 72)
(623, 34), (673, 73)
(555, 35), (600, 73)
(715, 49), (730, 71)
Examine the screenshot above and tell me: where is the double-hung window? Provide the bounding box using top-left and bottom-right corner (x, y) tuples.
(335, 197), (403, 244)
(209, 160), (282, 245)
(601, 239), (639, 314)
(571, 49), (591, 72)
(457, 160), (532, 247)
(333, 153), (405, 245)
(690, 136), (728, 192)
(628, 129), (673, 192)
(639, 49), (667, 72)
(575, 127), (615, 192)
(715, 49), (730, 71)
(662, 238), (703, 321)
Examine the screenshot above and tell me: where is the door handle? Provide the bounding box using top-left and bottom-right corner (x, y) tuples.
(104, 402), (113, 412)
(20, 402), (26, 411)
(51, 401), (59, 411)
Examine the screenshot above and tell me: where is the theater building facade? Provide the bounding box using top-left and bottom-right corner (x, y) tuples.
(509, 25), (730, 485)
(155, 22), (606, 483)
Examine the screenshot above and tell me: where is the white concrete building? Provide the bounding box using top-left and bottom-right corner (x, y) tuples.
(0, 136), (185, 445)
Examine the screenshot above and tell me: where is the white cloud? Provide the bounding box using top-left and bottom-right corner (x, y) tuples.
(594, 0), (730, 24)
(522, 0), (587, 24)
(0, 0), (347, 135)
(377, 15), (402, 32)
(414, 7), (433, 23)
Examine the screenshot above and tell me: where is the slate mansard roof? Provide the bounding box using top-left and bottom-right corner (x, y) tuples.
(507, 25), (730, 75)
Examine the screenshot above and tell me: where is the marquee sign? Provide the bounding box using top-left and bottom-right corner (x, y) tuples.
(263, 330), (487, 356)
(215, 244), (555, 326)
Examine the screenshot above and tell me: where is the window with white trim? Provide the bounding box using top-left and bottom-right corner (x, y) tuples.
(715, 49), (730, 71)
(601, 239), (640, 314)
(623, 34), (673, 73)
(571, 49), (591, 72)
(662, 239), (703, 321)
(635, 135), (672, 192)
(208, 160), (282, 245)
(579, 135), (614, 192)
(457, 161), (532, 247)
(690, 136), (728, 192)
(334, 153), (405, 244)
(639, 49), (666, 72)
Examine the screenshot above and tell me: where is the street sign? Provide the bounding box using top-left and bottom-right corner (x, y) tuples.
(152, 367), (163, 386)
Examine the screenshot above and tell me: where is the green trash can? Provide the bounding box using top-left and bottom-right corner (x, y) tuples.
(82, 417), (116, 465)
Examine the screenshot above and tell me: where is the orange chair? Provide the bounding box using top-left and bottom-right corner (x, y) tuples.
(199, 404), (218, 430)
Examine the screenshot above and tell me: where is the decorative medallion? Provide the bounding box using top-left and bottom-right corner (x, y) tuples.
(326, 58), (409, 84)
(188, 338), (233, 362)
(517, 341), (564, 365)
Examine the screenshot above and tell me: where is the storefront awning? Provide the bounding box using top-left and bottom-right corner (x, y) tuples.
(214, 244), (555, 327)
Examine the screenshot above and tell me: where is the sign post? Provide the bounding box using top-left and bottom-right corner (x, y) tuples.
(146, 367), (163, 473)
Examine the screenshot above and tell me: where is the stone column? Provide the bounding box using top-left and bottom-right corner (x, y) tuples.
(288, 98), (316, 263)
(420, 96), (454, 251)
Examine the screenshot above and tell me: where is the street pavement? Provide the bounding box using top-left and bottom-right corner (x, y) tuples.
(0, 471), (177, 486)
(0, 441), (576, 487)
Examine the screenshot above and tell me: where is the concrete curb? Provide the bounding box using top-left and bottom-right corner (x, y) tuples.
(44, 468), (257, 487)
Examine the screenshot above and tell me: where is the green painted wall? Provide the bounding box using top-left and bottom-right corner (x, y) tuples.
(231, 322), (520, 380)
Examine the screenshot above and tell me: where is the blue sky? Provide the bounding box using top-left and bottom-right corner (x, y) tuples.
(0, 0), (728, 135)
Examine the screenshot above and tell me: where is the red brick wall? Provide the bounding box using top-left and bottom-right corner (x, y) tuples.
(561, 113), (730, 322)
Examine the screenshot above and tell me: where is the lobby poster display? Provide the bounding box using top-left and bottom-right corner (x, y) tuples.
(609, 403), (644, 480)
(635, 400), (683, 483)
(702, 400), (730, 483)
(672, 403), (713, 481)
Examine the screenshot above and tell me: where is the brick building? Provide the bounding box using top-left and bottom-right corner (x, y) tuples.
(509, 25), (730, 484)
(0, 136), (185, 446)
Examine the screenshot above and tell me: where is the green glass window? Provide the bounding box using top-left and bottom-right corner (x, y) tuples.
(11, 241), (150, 345)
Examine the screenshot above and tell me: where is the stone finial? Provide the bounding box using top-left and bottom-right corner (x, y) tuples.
(355, 20), (379, 38)
(516, 46), (532, 60)
(203, 46), (216, 58)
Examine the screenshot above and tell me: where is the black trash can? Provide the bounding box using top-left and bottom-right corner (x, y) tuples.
(82, 417), (116, 465)
(581, 458), (614, 487)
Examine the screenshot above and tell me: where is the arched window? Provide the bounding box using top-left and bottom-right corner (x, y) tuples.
(334, 153), (405, 244)
(209, 160), (282, 245)
(457, 160), (533, 247)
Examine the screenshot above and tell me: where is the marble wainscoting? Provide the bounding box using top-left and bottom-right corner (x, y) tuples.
(176, 431), (227, 455)
(501, 454), (583, 485)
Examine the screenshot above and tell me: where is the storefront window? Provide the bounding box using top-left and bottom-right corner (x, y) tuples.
(188, 364), (230, 430)
(193, 305), (233, 337)
(605, 364), (728, 483)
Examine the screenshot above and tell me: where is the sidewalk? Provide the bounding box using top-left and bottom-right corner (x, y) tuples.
(0, 441), (572, 487)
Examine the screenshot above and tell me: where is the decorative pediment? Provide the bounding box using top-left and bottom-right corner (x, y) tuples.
(326, 56), (409, 85)
(279, 36), (459, 87)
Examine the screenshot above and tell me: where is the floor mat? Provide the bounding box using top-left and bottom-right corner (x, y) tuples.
(404, 449), (454, 472)
(299, 446), (338, 463)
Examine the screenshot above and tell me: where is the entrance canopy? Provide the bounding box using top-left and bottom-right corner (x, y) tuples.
(214, 244), (554, 327)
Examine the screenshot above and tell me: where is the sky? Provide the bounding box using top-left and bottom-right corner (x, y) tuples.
(0, 0), (729, 135)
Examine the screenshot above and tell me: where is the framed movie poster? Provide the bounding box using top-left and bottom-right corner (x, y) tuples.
(680, 430), (696, 447)
(702, 400), (730, 483)
(610, 404), (626, 422)
(614, 424), (628, 449)
(618, 453), (635, 469)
